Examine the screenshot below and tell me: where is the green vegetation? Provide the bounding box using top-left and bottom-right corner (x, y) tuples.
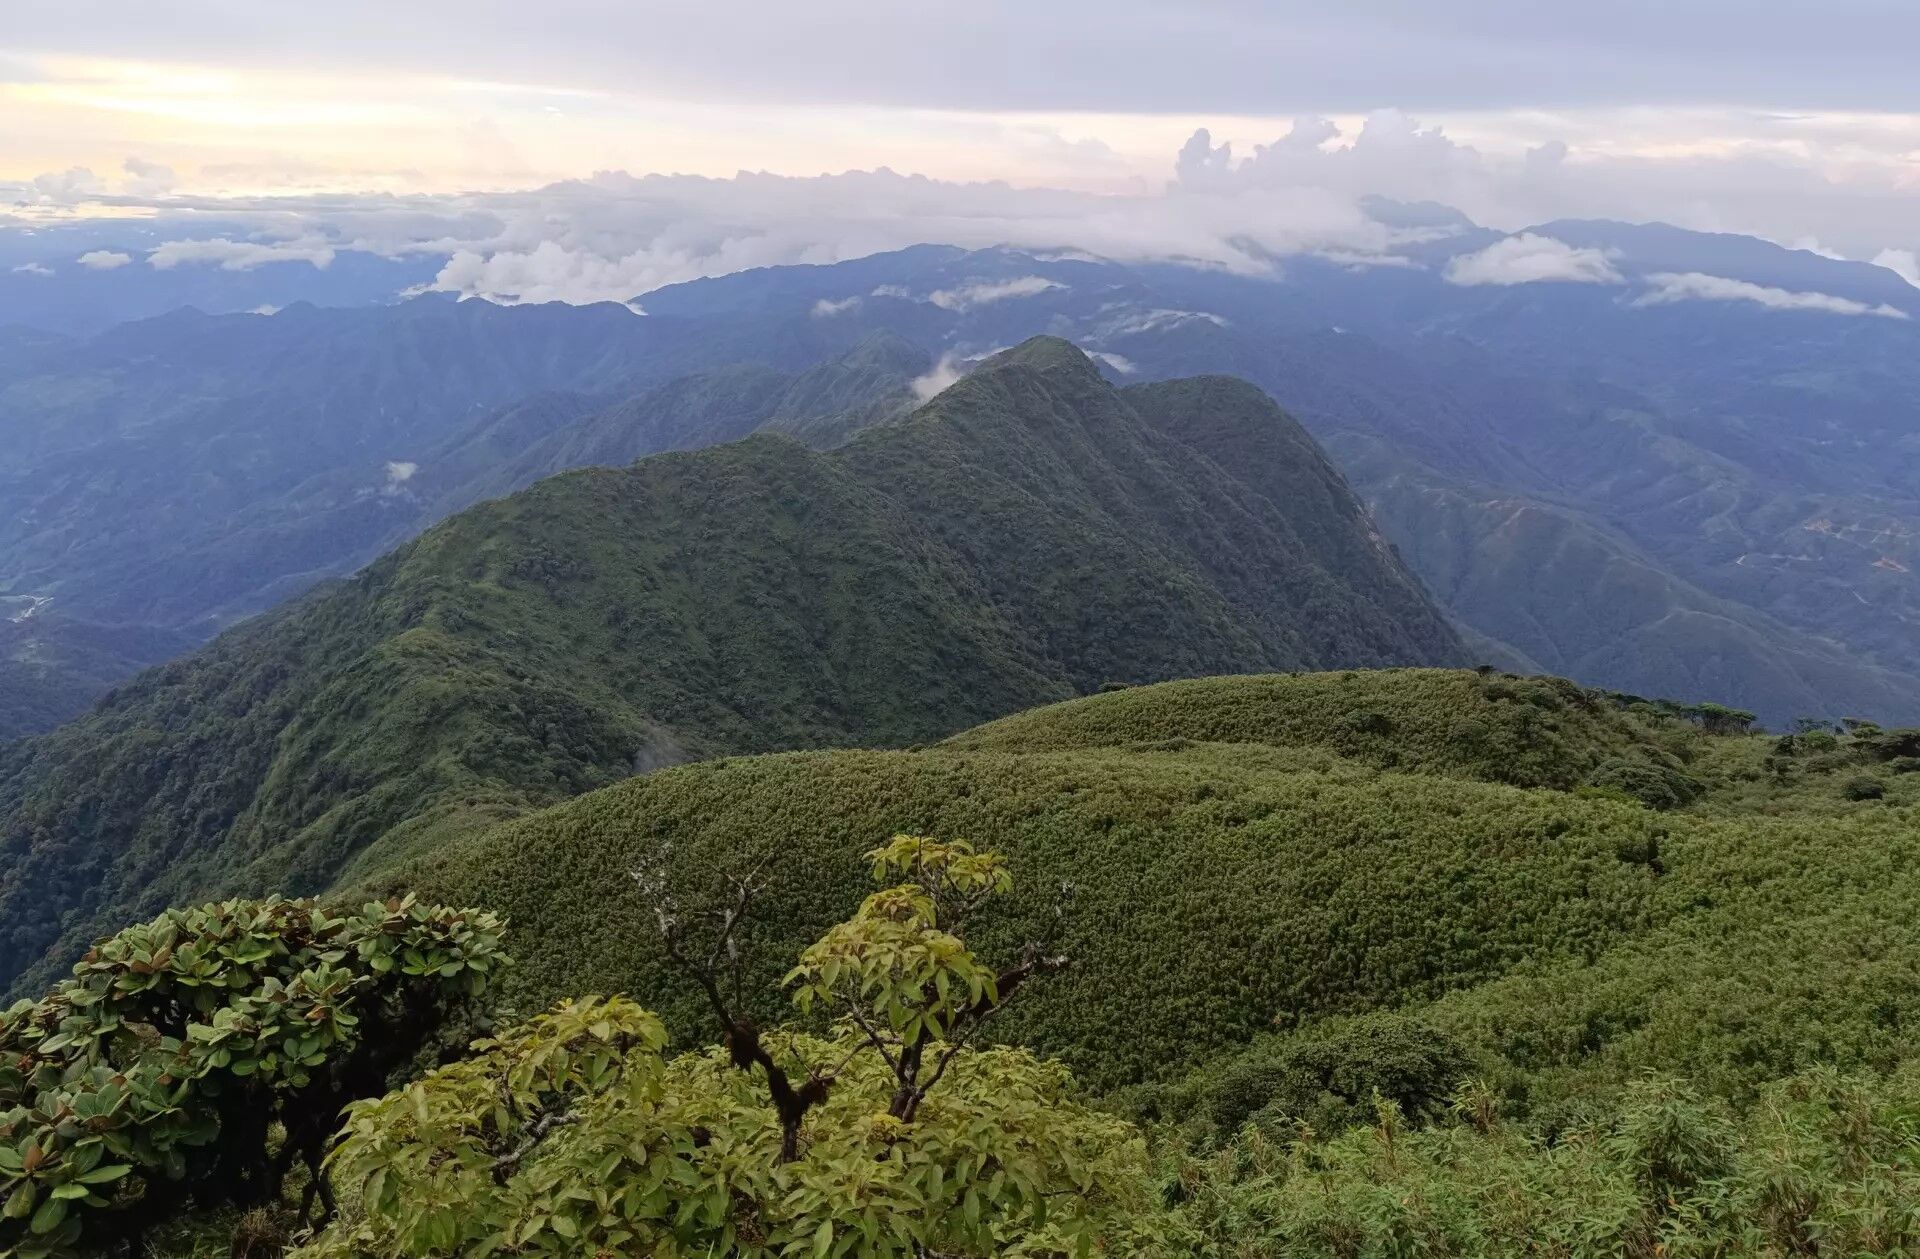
(0, 896), (503, 1258)
(0, 338), (1461, 999)
(297, 839), (1159, 1257)
(7, 667), (1920, 1254)
(381, 668), (1915, 1254)
(1166, 1069), (1920, 1255)
(0, 613), (195, 743)
(945, 668), (1673, 789)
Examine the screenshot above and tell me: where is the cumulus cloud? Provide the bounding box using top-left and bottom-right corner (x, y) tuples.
(810, 296), (860, 317)
(870, 284), (912, 299)
(148, 237), (336, 271)
(1445, 233), (1621, 286)
(76, 250), (132, 270)
(121, 157), (176, 197)
(926, 275), (1063, 310)
(910, 352), (963, 400)
(1633, 272), (1910, 319)
(10, 262), (53, 276)
(30, 166), (102, 202)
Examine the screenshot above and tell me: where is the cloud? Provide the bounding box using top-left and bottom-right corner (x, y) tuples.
(926, 275), (1063, 311)
(810, 296), (860, 317)
(1444, 233), (1622, 286)
(1873, 248), (1920, 289)
(30, 166), (101, 202)
(1633, 272), (1910, 320)
(376, 164), (1404, 305)
(870, 284), (912, 299)
(10, 262), (53, 276)
(1088, 350), (1138, 374)
(76, 250), (133, 270)
(121, 157), (176, 197)
(12, 112), (1920, 314)
(382, 460), (419, 495)
(148, 237), (336, 271)
(249, 305), (281, 316)
(22, 4), (1920, 120)
(1097, 308), (1228, 336)
(910, 352), (963, 400)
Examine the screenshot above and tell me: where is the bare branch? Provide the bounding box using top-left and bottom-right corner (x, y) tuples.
(493, 1109), (580, 1183)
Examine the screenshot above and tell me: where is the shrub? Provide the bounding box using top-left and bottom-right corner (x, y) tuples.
(1585, 758), (1704, 810)
(0, 896), (505, 1258)
(299, 840), (1164, 1257)
(1843, 777), (1887, 801)
(1203, 1013), (1471, 1137)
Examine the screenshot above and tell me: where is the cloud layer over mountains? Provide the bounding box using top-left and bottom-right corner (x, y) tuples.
(10, 112), (1920, 310)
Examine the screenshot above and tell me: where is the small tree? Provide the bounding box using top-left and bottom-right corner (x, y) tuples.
(300, 837), (1161, 1256)
(0, 896), (506, 1258)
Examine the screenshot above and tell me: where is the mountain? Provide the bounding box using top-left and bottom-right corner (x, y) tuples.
(0, 328), (926, 738)
(427, 332), (926, 514)
(599, 239), (1920, 724)
(0, 603), (196, 741)
(1329, 433), (1920, 724)
(0, 338), (1461, 995)
(11, 219), (1918, 730)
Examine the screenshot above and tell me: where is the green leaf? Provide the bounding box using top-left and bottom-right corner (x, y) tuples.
(28, 1194), (66, 1234)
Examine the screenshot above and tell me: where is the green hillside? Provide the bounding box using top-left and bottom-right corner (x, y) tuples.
(369, 667), (1919, 1252)
(381, 664), (1914, 1102)
(12, 666), (1920, 1255)
(945, 668), (1670, 789)
(0, 338), (1460, 997)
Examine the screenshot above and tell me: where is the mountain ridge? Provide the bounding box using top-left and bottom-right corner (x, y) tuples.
(0, 338), (1460, 995)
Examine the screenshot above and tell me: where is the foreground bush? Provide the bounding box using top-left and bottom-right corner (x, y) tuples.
(0, 896), (505, 1258)
(1167, 1069), (1920, 1256)
(299, 839), (1164, 1256)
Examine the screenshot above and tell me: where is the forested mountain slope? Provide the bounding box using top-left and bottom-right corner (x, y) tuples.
(608, 241), (1920, 724)
(0, 338), (1459, 995)
(0, 330), (923, 736)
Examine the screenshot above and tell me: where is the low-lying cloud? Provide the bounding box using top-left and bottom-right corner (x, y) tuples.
(76, 250), (132, 270)
(810, 296), (861, 318)
(148, 237), (337, 272)
(926, 275), (1063, 310)
(1633, 272), (1911, 319)
(910, 352), (963, 401)
(382, 461), (419, 495)
(1445, 233), (1621, 286)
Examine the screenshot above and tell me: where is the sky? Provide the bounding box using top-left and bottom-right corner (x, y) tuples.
(9, 1), (1920, 302)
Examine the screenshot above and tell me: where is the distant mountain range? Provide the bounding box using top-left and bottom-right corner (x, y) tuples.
(2, 205), (1917, 732)
(0, 338), (1460, 995)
